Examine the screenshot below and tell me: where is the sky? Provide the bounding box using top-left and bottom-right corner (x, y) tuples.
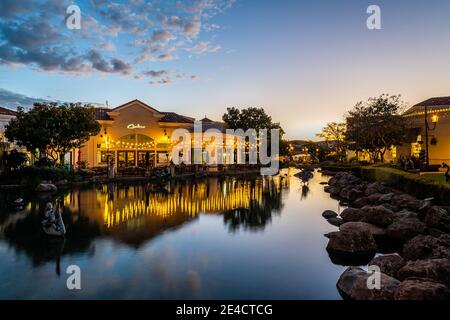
(1, 0), (450, 139)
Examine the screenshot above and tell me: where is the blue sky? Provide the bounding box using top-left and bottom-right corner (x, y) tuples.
(1, 0), (450, 139)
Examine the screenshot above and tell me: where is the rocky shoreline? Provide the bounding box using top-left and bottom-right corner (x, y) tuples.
(323, 171), (450, 300)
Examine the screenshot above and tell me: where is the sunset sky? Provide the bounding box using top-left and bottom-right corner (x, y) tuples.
(1, 0), (450, 139)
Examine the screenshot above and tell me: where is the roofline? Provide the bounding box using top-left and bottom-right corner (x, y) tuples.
(112, 99), (162, 114)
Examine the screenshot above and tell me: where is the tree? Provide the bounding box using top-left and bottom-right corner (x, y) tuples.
(316, 122), (347, 162)
(345, 94), (408, 162)
(5, 150), (28, 170)
(5, 103), (101, 164)
(222, 107), (283, 133)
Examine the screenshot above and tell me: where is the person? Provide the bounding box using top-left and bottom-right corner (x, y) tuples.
(442, 162), (450, 182)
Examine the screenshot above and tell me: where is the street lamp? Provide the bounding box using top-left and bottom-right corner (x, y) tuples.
(424, 103), (438, 168)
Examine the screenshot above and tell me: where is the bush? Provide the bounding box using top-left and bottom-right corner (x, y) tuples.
(0, 165), (72, 186)
(358, 166), (450, 206)
(5, 150), (28, 170)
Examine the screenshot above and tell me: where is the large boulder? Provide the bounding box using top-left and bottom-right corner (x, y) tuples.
(363, 205), (395, 227)
(35, 183), (57, 192)
(337, 267), (400, 300)
(392, 194), (418, 210)
(348, 189), (364, 202)
(322, 210), (338, 219)
(326, 229), (377, 258)
(392, 210), (418, 220)
(395, 279), (450, 300)
(327, 217), (344, 227)
(424, 206), (450, 232)
(403, 235), (450, 261)
(386, 217), (426, 241)
(340, 207), (365, 222)
(340, 222), (386, 239)
(369, 254), (405, 277)
(367, 193), (382, 204)
(353, 197), (369, 208)
(397, 259), (450, 286)
(364, 182), (387, 196)
(378, 192), (395, 204)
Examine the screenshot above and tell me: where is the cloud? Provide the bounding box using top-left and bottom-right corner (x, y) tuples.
(141, 70), (169, 78)
(151, 30), (176, 45)
(0, 0), (236, 83)
(0, 88), (52, 109)
(185, 41), (221, 54)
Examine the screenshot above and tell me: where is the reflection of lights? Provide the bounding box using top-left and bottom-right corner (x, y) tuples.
(96, 180), (281, 228)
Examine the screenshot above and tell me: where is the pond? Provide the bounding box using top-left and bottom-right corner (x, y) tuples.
(0, 169), (347, 299)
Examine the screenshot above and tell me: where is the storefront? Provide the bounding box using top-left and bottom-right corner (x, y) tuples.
(76, 99), (195, 169)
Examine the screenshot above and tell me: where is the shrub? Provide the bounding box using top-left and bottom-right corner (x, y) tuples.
(358, 166), (450, 206)
(0, 165), (72, 186)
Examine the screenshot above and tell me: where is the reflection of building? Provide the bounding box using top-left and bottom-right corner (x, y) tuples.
(399, 97), (450, 165)
(64, 177), (283, 246)
(74, 99), (235, 169)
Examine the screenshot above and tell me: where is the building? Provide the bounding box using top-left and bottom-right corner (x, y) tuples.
(400, 97), (450, 165)
(0, 106), (17, 150)
(76, 99), (232, 169)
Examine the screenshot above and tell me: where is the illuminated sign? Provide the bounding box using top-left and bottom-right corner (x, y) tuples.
(127, 124), (146, 129)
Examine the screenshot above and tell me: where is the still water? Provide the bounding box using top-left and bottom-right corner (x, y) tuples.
(0, 169), (347, 299)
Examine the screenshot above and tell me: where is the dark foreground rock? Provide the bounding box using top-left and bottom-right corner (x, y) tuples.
(340, 222), (386, 239)
(369, 254), (405, 277)
(395, 279), (450, 300)
(326, 229), (377, 265)
(402, 235), (450, 261)
(322, 210), (338, 219)
(397, 258), (450, 286)
(386, 217), (426, 241)
(327, 217), (344, 227)
(337, 267), (400, 300)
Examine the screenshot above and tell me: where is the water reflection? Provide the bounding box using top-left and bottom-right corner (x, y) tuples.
(1, 177), (284, 258)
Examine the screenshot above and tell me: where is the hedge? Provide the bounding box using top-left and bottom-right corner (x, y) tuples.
(356, 166), (450, 206)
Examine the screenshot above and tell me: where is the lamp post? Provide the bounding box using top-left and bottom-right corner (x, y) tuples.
(424, 102), (438, 168)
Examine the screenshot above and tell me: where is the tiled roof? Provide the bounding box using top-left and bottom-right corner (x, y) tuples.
(159, 112), (194, 123)
(0, 106), (17, 116)
(188, 121), (228, 133)
(94, 108), (113, 120)
(404, 96), (450, 115)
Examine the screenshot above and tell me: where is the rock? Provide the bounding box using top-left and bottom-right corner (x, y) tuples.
(353, 197), (369, 208)
(329, 186), (341, 197)
(324, 231), (340, 239)
(368, 193), (382, 204)
(395, 279), (450, 300)
(369, 254), (405, 277)
(326, 229), (378, 257)
(424, 206), (450, 232)
(340, 207), (365, 222)
(386, 218), (426, 241)
(324, 186), (331, 193)
(392, 210), (418, 220)
(337, 267), (400, 300)
(340, 222), (386, 238)
(378, 192), (395, 203)
(327, 217), (344, 227)
(322, 210), (338, 219)
(392, 194), (417, 209)
(363, 205), (395, 227)
(397, 259), (450, 286)
(348, 189), (364, 202)
(403, 235), (450, 261)
(364, 182), (387, 196)
(35, 183), (57, 192)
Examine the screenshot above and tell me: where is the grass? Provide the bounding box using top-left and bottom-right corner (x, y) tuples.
(356, 166), (450, 205)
